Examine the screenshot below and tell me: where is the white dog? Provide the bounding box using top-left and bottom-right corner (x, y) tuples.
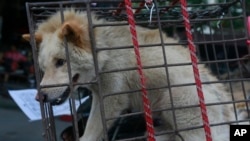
(23, 9), (235, 141)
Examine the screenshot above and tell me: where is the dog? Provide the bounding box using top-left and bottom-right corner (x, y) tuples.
(23, 9), (236, 141)
(217, 55), (250, 120)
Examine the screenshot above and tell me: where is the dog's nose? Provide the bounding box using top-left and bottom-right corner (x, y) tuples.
(35, 92), (47, 102)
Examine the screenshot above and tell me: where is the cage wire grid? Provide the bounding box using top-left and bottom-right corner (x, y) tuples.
(24, 0), (250, 141)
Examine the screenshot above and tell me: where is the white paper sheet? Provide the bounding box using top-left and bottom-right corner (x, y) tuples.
(8, 89), (89, 121)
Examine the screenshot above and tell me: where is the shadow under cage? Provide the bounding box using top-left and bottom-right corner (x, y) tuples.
(23, 0), (250, 141)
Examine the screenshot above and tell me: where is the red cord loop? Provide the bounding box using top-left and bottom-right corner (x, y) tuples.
(180, 0), (212, 141)
(124, 0), (155, 140)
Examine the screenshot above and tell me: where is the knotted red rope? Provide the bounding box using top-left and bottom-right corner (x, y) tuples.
(124, 0), (155, 140)
(180, 0), (212, 141)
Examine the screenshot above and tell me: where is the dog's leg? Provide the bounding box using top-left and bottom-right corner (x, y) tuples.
(79, 94), (103, 141)
(79, 93), (128, 141)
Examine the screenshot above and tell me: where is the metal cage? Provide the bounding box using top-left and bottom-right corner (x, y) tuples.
(24, 0), (250, 141)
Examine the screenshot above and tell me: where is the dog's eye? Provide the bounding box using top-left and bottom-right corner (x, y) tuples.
(55, 59), (66, 68)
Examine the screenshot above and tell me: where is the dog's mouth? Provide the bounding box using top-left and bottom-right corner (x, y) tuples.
(50, 87), (71, 105)
(40, 73), (80, 105)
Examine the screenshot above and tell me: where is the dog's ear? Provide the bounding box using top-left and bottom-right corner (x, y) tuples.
(22, 34), (42, 43)
(59, 20), (86, 48)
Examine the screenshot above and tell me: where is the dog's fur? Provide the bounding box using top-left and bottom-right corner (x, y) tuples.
(218, 56), (250, 120)
(225, 81), (250, 120)
(23, 10), (236, 141)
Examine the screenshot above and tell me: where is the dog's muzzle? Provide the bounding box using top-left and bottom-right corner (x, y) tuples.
(51, 87), (71, 105)
(36, 87), (71, 105)
(36, 73), (80, 105)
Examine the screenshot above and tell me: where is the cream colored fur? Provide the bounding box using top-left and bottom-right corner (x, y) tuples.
(29, 10), (236, 141)
(225, 81), (250, 120)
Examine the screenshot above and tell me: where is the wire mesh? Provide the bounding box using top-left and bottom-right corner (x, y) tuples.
(24, 0), (250, 141)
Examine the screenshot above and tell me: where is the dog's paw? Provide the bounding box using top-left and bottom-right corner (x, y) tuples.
(236, 103), (250, 121)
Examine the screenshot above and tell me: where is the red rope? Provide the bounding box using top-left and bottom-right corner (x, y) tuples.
(161, 0), (180, 13)
(247, 16), (250, 46)
(133, 0), (153, 14)
(124, 0), (155, 140)
(134, 1), (145, 14)
(112, 2), (125, 16)
(180, 0), (212, 141)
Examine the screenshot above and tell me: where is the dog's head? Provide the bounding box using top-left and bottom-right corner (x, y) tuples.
(23, 11), (97, 105)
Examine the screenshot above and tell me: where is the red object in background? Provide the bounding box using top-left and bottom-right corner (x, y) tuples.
(3, 49), (27, 62)
(2, 45), (29, 72)
(247, 16), (250, 45)
(60, 115), (73, 122)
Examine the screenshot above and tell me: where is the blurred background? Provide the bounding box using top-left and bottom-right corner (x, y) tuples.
(0, 1), (80, 141)
(0, 0), (249, 141)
